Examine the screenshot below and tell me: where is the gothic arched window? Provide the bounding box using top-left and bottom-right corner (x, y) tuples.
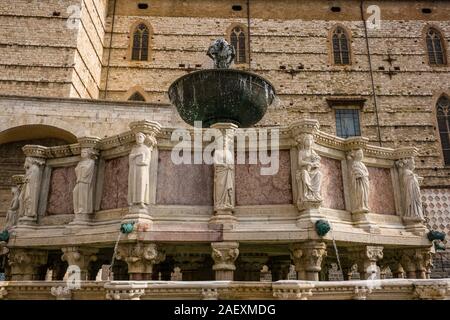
(128, 92), (146, 102)
(131, 23), (150, 61)
(332, 27), (350, 65)
(230, 26), (247, 64)
(426, 28), (446, 65)
(437, 96), (450, 165)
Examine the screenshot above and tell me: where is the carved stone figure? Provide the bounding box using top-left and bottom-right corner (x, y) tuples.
(5, 185), (21, 229)
(128, 132), (151, 208)
(296, 134), (322, 206)
(21, 157), (45, 218)
(349, 149), (370, 213)
(73, 148), (96, 214)
(214, 132), (234, 211)
(207, 38), (236, 69)
(397, 158), (424, 221)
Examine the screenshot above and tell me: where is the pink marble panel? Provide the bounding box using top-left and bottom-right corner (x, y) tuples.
(100, 156), (129, 210)
(321, 157), (345, 210)
(47, 166), (77, 215)
(368, 167), (396, 215)
(235, 150), (292, 205)
(156, 150), (214, 205)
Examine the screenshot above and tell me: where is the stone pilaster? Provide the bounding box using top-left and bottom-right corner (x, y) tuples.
(61, 247), (98, 280)
(8, 248), (47, 281)
(290, 241), (327, 281)
(347, 246), (383, 280)
(116, 242), (165, 280)
(211, 242), (239, 281)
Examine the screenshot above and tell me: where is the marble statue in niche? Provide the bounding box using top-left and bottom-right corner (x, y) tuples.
(214, 131), (235, 211)
(397, 157), (424, 221)
(5, 185), (21, 229)
(73, 148), (97, 214)
(21, 157), (45, 219)
(128, 132), (151, 208)
(296, 133), (322, 207)
(348, 149), (370, 213)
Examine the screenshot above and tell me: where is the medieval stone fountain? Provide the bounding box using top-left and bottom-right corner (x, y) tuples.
(0, 39), (448, 300)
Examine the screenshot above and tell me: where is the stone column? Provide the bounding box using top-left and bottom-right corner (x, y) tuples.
(8, 248), (47, 281)
(290, 241), (327, 281)
(401, 248), (433, 279)
(209, 123), (237, 230)
(116, 242), (165, 280)
(211, 242), (239, 281)
(237, 253), (268, 281)
(61, 247), (98, 280)
(348, 246), (383, 280)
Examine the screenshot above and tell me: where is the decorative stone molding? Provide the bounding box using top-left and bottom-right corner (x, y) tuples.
(347, 246), (383, 280)
(78, 136), (101, 150)
(50, 286), (72, 300)
(61, 247), (98, 279)
(272, 282), (314, 300)
(289, 119), (320, 139)
(353, 286), (372, 300)
(116, 242), (165, 280)
(202, 288), (219, 300)
(343, 136), (369, 152)
(8, 249), (47, 281)
(211, 242), (239, 280)
(290, 242), (327, 281)
(414, 283), (449, 300)
(106, 288), (146, 300)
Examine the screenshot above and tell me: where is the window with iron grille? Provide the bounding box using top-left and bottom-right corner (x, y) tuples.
(437, 96), (450, 165)
(131, 23), (149, 61)
(230, 26), (246, 64)
(332, 27), (350, 65)
(335, 109), (361, 138)
(426, 28), (446, 66)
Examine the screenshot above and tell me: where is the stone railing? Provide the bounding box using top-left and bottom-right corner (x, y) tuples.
(0, 279), (448, 300)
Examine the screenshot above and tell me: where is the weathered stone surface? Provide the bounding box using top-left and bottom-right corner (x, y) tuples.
(321, 157), (345, 210)
(100, 156), (129, 210)
(368, 167), (396, 215)
(156, 150), (213, 205)
(235, 150), (292, 206)
(47, 166), (77, 215)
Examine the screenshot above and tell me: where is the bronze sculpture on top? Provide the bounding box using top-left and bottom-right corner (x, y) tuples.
(168, 38), (276, 128)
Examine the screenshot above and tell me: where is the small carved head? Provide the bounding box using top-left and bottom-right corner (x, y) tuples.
(135, 132), (146, 145)
(80, 148), (97, 160)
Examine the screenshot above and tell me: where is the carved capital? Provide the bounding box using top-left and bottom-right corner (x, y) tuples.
(22, 145), (48, 159)
(116, 242), (165, 274)
(129, 120), (161, 147)
(8, 249), (47, 280)
(211, 242), (239, 271)
(61, 247), (98, 272)
(289, 119), (320, 143)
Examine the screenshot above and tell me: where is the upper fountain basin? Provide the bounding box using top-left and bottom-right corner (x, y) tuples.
(168, 69), (276, 128)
